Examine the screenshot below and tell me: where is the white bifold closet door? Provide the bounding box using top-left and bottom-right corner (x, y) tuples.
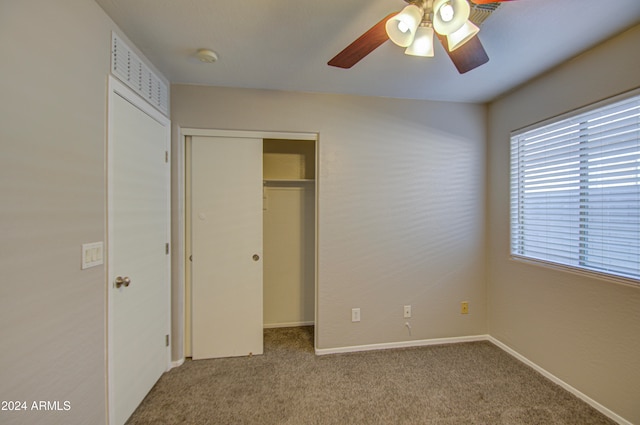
(190, 136), (263, 360)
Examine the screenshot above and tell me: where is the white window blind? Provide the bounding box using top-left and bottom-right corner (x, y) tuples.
(510, 92), (640, 283)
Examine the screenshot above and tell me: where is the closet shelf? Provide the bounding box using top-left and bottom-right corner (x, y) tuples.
(263, 179), (315, 183)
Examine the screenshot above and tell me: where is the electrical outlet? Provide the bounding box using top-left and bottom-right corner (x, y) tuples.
(404, 305), (411, 318)
(352, 308), (361, 322)
(461, 301), (469, 314)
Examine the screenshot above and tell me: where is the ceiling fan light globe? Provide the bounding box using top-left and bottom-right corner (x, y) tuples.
(439, 4), (454, 22)
(433, 0), (470, 36)
(446, 20), (479, 51)
(386, 4), (423, 47)
(405, 26), (434, 57)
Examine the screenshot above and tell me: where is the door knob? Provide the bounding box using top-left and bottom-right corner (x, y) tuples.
(252, 254), (260, 261)
(115, 276), (131, 288)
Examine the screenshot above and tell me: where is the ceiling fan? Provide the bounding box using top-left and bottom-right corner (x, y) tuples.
(328, 0), (513, 74)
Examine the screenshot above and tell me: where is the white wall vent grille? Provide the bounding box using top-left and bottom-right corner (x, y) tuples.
(111, 33), (169, 115)
(469, 3), (501, 27)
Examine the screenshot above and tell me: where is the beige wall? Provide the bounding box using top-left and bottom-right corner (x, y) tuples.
(487, 25), (640, 424)
(0, 1), (168, 424)
(0, 1), (109, 423)
(171, 85), (487, 352)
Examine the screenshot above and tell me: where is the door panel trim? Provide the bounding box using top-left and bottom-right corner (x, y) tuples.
(181, 128), (317, 141)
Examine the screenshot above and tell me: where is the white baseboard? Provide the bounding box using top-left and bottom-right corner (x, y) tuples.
(487, 336), (631, 425)
(314, 334), (489, 356)
(169, 357), (185, 370)
(264, 321), (314, 329)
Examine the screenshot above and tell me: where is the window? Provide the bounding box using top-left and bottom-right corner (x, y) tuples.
(510, 91), (640, 284)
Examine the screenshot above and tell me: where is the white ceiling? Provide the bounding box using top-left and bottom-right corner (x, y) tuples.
(95, 0), (640, 103)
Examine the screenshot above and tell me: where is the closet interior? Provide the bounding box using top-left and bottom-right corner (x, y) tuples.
(262, 139), (316, 328)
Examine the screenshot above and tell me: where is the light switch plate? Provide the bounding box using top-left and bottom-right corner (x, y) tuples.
(82, 242), (104, 269)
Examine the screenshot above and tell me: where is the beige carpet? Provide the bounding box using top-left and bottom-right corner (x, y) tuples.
(126, 327), (615, 424)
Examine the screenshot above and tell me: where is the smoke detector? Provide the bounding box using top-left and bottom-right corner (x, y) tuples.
(196, 49), (218, 63)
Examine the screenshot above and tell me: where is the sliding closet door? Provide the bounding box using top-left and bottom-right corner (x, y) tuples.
(190, 136), (263, 359)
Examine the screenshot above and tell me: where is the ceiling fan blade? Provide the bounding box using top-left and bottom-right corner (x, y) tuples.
(470, 0), (514, 3)
(437, 34), (489, 74)
(328, 12), (398, 69)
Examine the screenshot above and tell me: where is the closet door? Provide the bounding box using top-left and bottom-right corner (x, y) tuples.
(190, 136), (263, 359)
